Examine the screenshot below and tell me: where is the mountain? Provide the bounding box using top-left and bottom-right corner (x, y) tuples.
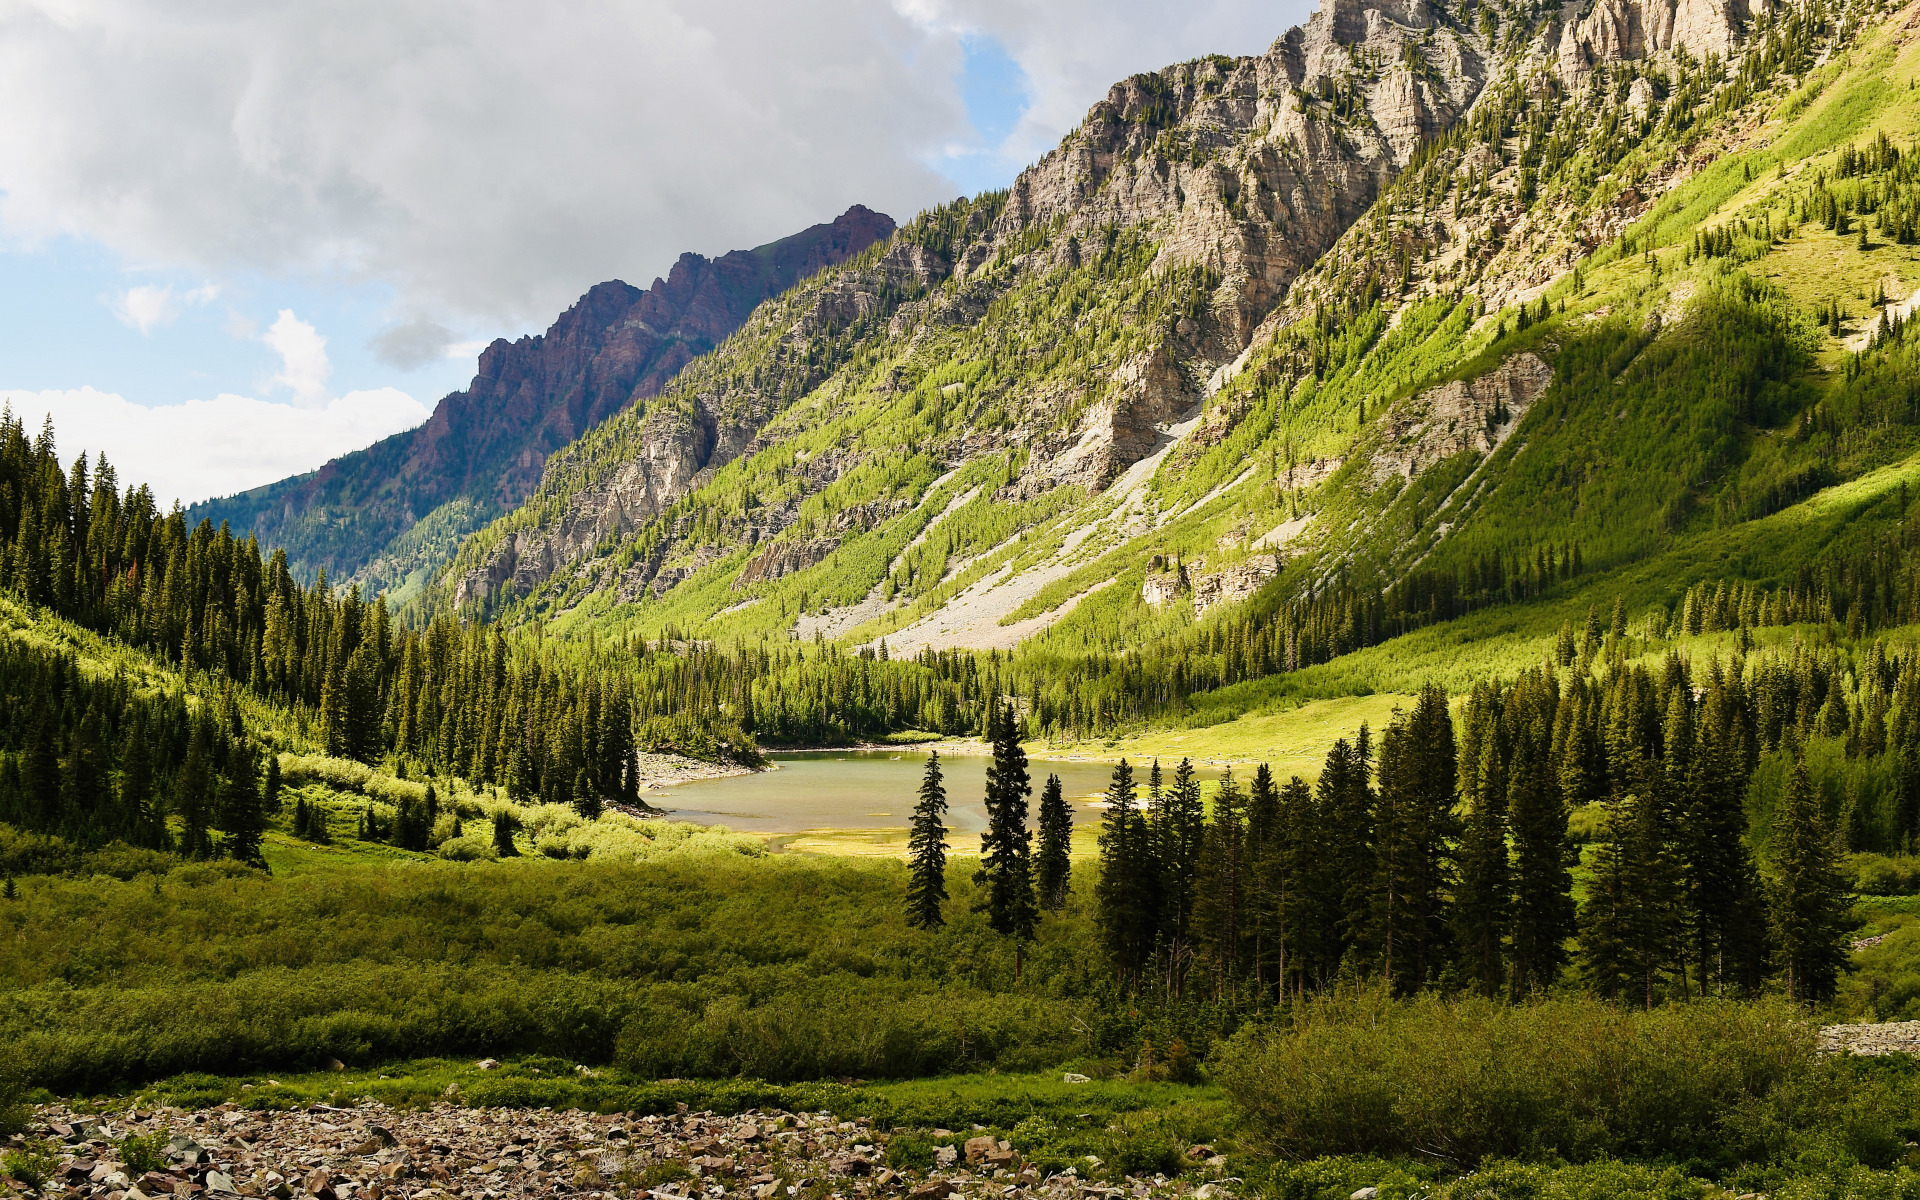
(190, 204), (896, 599)
(429, 0), (1858, 666)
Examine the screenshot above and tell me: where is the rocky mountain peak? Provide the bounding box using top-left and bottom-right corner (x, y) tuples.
(192, 204), (894, 594)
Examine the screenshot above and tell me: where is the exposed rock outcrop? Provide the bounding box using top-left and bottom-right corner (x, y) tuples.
(1556, 0), (1764, 89)
(1370, 352), (1554, 483)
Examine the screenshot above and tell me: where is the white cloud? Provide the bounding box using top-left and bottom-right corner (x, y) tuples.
(111, 280), (220, 334)
(263, 309), (330, 406)
(0, 0), (1295, 333)
(2, 386), (431, 508)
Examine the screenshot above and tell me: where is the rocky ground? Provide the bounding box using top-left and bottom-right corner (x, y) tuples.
(1818, 1021), (1920, 1056)
(7, 1100), (1216, 1200)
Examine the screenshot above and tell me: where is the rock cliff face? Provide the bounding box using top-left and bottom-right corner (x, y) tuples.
(1369, 352), (1554, 483)
(191, 205), (895, 591)
(1556, 0), (1764, 86)
(446, 0), (1505, 610)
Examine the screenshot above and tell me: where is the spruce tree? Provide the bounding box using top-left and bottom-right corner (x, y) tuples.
(1507, 732), (1575, 995)
(1096, 758), (1156, 980)
(1580, 788), (1679, 1007)
(906, 751), (950, 929)
(61, 707), (106, 842)
(1453, 731), (1511, 998)
(21, 708), (59, 832)
(1157, 758), (1203, 954)
(218, 745), (267, 867)
(1366, 688), (1457, 994)
(1244, 764), (1283, 996)
(1036, 772), (1072, 911)
(1319, 734), (1376, 967)
(117, 721), (167, 851)
(175, 720), (215, 859)
(975, 701), (1037, 948)
(492, 810), (520, 857)
(262, 752), (282, 815)
(1769, 759), (1853, 1002)
(1194, 768), (1248, 985)
(1276, 774), (1326, 995)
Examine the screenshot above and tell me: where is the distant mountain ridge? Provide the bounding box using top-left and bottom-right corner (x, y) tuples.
(191, 204), (896, 597)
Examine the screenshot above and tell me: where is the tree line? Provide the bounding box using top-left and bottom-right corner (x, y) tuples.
(1089, 661), (1859, 1007)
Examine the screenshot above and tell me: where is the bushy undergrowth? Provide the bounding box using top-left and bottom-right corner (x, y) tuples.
(0, 855), (1117, 1093)
(1217, 991), (1833, 1167)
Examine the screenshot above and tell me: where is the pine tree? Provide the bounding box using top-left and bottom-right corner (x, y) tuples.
(1194, 768), (1248, 985)
(1244, 764), (1283, 996)
(906, 751), (950, 929)
(1036, 772), (1072, 911)
(573, 767), (602, 821)
(1507, 731), (1575, 995)
(1769, 759), (1853, 1002)
(117, 721), (167, 851)
(1682, 681), (1770, 994)
(21, 708), (60, 832)
(1157, 758), (1203, 955)
(492, 810), (520, 857)
(1366, 689), (1457, 994)
(1096, 758), (1157, 980)
(262, 752), (282, 815)
(1581, 788), (1679, 1007)
(175, 720), (215, 859)
(975, 700), (1037, 950)
(1320, 733), (1376, 966)
(1, 878), (14, 901)
(1453, 734), (1511, 998)
(1276, 774), (1327, 995)
(218, 745), (267, 867)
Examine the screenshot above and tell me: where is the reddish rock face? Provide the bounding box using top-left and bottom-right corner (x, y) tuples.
(191, 204), (895, 588)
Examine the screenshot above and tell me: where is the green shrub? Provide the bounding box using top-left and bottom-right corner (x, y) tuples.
(1216, 990), (1814, 1167)
(884, 1137), (935, 1171)
(0, 1050), (27, 1136)
(1850, 853), (1920, 896)
(118, 1132), (170, 1175)
(1, 1141), (59, 1192)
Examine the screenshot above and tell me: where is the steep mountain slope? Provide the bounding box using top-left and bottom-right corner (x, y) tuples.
(423, 0), (1920, 750)
(435, 0), (1492, 620)
(191, 205), (895, 599)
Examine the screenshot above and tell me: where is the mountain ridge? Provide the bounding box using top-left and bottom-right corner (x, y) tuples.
(190, 203), (896, 598)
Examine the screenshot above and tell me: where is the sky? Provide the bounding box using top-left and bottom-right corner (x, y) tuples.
(0, 0), (1303, 508)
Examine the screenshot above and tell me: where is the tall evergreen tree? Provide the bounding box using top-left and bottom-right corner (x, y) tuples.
(1366, 688), (1457, 994)
(1581, 787), (1680, 1008)
(1276, 774), (1326, 995)
(975, 700), (1037, 949)
(1096, 758), (1157, 980)
(175, 720), (215, 859)
(1453, 732), (1511, 998)
(906, 751), (950, 930)
(1319, 733), (1376, 968)
(1194, 767), (1248, 985)
(1507, 731), (1575, 995)
(1036, 772), (1072, 911)
(1244, 764), (1283, 997)
(218, 744), (266, 867)
(1157, 758), (1203, 956)
(1769, 758), (1853, 1002)
(117, 719), (168, 851)
(21, 707), (60, 832)
(492, 809), (520, 857)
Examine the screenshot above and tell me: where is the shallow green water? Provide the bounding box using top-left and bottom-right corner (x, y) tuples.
(657, 750), (1118, 834)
